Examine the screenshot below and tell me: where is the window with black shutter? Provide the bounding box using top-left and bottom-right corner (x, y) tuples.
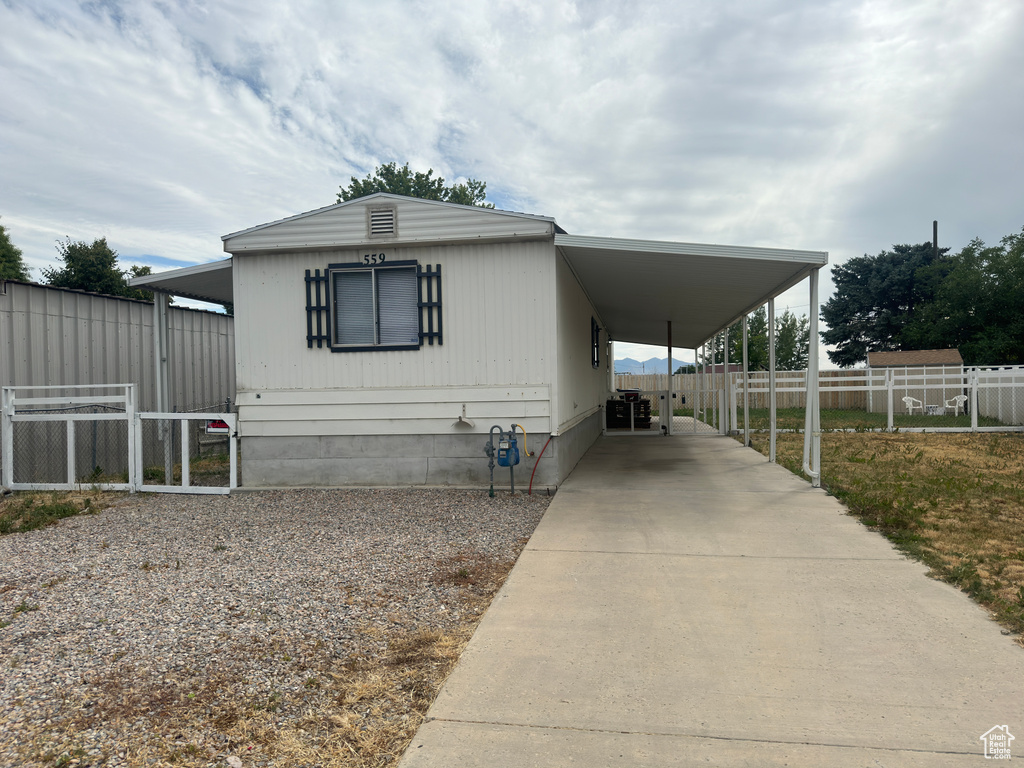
(306, 259), (442, 351)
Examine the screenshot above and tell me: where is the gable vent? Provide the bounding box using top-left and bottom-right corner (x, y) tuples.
(368, 207), (397, 237)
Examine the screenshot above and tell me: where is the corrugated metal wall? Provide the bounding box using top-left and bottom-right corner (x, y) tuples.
(1, 280), (235, 411)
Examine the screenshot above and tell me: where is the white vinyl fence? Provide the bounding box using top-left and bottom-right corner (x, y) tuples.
(2, 385), (237, 493)
(616, 365), (1024, 433)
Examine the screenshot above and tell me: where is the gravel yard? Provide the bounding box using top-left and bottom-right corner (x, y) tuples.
(0, 489), (550, 768)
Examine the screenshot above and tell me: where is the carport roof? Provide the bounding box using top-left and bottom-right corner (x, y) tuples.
(556, 234), (827, 349)
(130, 258), (233, 305)
(130, 233), (827, 348)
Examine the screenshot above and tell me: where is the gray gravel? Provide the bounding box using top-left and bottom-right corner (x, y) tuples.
(0, 488), (550, 767)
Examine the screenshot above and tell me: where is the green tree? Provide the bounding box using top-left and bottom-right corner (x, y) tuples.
(338, 162), (494, 207)
(904, 228), (1024, 365)
(42, 237), (152, 301)
(125, 264), (154, 302)
(774, 310), (810, 371)
(820, 242), (950, 367)
(698, 307), (809, 370)
(0, 218), (30, 281)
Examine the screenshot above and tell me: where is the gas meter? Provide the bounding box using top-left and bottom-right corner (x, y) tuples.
(497, 435), (519, 467)
(485, 424), (531, 496)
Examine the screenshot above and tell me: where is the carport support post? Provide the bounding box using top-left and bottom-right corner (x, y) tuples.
(742, 315), (750, 447)
(693, 346), (699, 432)
(666, 321), (673, 436)
(722, 328), (729, 435)
(802, 268), (821, 488)
(604, 338), (613, 435)
(768, 298), (777, 462)
(713, 336), (720, 431)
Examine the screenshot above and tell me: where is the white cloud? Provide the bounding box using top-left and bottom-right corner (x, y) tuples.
(0, 0), (1020, 320)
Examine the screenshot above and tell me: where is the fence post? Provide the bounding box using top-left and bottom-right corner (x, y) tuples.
(1, 388), (12, 488)
(730, 374), (738, 436)
(66, 419), (76, 486)
(126, 385), (137, 492)
(229, 413), (238, 490)
(971, 370), (979, 432)
(887, 370), (894, 432)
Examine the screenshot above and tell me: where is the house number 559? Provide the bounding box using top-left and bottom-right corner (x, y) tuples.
(363, 253), (386, 264)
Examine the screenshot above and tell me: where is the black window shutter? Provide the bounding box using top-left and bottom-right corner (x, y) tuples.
(417, 264), (443, 346)
(305, 269), (331, 348)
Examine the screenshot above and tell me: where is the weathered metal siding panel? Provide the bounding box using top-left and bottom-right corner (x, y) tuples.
(224, 197), (554, 252)
(234, 239), (557, 396)
(167, 307), (237, 411)
(0, 281), (235, 411)
(554, 253), (608, 433)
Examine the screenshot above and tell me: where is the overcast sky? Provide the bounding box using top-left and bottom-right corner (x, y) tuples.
(2, 0), (1022, 364)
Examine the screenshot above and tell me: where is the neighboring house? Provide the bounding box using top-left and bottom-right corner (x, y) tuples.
(133, 193), (827, 488)
(866, 349), (963, 368)
(865, 348), (966, 415)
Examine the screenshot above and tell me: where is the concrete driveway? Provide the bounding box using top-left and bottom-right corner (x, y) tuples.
(400, 435), (1023, 766)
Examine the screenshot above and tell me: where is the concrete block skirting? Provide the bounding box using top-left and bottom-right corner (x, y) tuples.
(239, 415), (602, 489)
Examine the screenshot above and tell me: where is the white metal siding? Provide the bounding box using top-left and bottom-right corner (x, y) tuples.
(554, 253), (608, 432)
(237, 386), (551, 437)
(225, 197), (554, 252)
(235, 240), (557, 393)
(0, 281), (235, 411)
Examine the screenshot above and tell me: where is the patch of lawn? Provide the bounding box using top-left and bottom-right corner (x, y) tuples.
(0, 492), (105, 536)
(730, 407), (1005, 432)
(747, 431), (1024, 635)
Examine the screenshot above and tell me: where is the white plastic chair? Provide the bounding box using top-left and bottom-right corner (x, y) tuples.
(944, 394), (968, 416)
(902, 396), (923, 414)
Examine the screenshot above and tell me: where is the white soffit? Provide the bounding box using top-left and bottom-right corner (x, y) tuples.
(555, 234), (828, 349)
(128, 258), (234, 304)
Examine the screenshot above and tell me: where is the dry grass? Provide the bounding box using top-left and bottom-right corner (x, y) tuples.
(12, 524), (523, 768)
(749, 431), (1024, 636)
(64, 625), (472, 767)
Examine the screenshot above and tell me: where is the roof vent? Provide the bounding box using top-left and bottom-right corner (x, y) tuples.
(367, 206), (397, 238)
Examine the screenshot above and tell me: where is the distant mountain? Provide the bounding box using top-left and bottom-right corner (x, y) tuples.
(614, 357), (694, 375)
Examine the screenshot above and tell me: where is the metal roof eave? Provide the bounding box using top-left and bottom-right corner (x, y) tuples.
(128, 258), (233, 305)
(554, 234), (827, 265)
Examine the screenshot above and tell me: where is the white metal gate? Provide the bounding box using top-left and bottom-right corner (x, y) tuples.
(2, 384), (237, 494)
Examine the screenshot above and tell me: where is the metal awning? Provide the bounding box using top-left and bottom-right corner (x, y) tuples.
(129, 258), (233, 305)
(555, 235), (827, 349)
(129, 238), (827, 347)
